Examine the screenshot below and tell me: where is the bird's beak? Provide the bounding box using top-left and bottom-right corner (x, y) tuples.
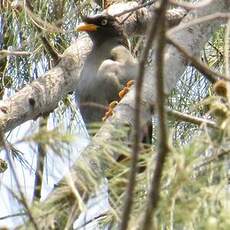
(76, 23), (98, 32)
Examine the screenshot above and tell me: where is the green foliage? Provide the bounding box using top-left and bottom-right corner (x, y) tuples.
(99, 117), (230, 229)
(1, 1), (230, 229)
(0, 0), (85, 91)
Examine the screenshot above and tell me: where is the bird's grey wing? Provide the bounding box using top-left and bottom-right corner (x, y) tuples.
(97, 59), (124, 102)
(110, 45), (138, 84)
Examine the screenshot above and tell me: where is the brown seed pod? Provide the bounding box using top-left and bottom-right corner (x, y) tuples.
(213, 80), (228, 97)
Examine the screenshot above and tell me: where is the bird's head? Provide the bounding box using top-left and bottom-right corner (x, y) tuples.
(76, 14), (128, 47)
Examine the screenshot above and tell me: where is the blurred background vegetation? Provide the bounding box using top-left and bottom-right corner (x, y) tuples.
(0, 0), (230, 229)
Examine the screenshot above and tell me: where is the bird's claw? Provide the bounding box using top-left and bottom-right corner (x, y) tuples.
(118, 80), (135, 99)
(119, 86), (129, 99)
(126, 80), (135, 88)
(102, 80), (135, 121)
(102, 101), (118, 121)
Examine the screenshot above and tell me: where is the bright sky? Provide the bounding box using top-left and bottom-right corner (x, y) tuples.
(0, 110), (109, 229)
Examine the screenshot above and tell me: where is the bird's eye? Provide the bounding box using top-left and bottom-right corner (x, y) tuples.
(101, 19), (108, 26)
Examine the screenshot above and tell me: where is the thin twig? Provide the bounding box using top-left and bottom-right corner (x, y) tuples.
(33, 115), (48, 201)
(0, 212), (26, 220)
(194, 149), (230, 171)
(167, 108), (217, 128)
(0, 50), (32, 57)
(140, 1), (169, 229)
(167, 37), (230, 82)
(74, 213), (108, 230)
(119, 3), (163, 230)
(208, 41), (224, 58)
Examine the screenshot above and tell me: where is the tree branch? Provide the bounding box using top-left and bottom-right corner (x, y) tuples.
(167, 108), (217, 128)
(8, 0), (230, 228)
(167, 35), (229, 83)
(0, 50), (32, 58)
(0, 3), (185, 133)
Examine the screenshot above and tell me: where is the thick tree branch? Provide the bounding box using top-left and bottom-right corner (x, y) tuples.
(0, 2), (184, 133)
(0, 35), (92, 133)
(143, 1), (230, 105)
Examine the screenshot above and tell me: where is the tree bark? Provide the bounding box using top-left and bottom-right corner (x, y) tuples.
(0, 3), (185, 133)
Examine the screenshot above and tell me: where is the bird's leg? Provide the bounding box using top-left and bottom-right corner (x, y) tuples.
(126, 79), (135, 88)
(102, 101), (118, 121)
(118, 80), (135, 99)
(102, 79), (151, 174)
(102, 80), (135, 121)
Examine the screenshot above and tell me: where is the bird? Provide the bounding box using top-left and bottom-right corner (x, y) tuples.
(75, 13), (138, 125)
(76, 13), (152, 172)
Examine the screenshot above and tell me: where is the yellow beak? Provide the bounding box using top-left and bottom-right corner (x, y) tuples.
(76, 23), (98, 32)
